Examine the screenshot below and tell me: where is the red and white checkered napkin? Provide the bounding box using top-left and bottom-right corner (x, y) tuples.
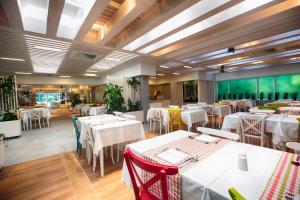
(260, 152), (300, 200)
(141, 137), (229, 200)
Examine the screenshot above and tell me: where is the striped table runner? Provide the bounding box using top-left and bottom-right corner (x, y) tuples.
(260, 152), (300, 200)
(141, 136), (229, 200)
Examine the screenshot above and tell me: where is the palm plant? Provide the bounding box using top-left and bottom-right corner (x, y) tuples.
(103, 84), (125, 113)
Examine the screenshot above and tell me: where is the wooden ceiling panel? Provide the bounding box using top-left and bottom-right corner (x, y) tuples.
(0, 2), (10, 27)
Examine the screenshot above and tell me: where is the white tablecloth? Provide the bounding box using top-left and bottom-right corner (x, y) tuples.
(89, 106), (106, 116)
(122, 130), (283, 200)
(249, 107), (275, 114)
(78, 115), (145, 154)
(147, 108), (208, 131)
(279, 107), (300, 115)
(222, 113), (299, 145)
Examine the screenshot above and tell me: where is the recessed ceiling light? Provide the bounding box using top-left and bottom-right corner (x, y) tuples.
(184, 65), (192, 69)
(0, 57), (25, 62)
(157, 73), (165, 76)
(35, 46), (62, 52)
(60, 75), (71, 78)
(15, 72), (32, 75)
(84, 73), (97, 77)
(160, 65), (169, 68)
(173, 72), (180, 75)
(216, 63), (224, 66)
(92, 23), (102, 30)
(252, 61), (264, 64)
(104, 57), (121, 61)
(228, 67), (238, 70)
(229, 57), (243, 62)
(86, 70), (98, 73)
(289, 57), (300, 60)
(150, 77), (157, 79)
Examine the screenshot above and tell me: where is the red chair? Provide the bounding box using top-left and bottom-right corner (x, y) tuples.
(124, 148), (178, 200)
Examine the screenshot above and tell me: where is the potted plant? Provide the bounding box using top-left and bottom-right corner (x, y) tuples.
(267, 93), (273, 100)
(260, 92), (264, 100)
(238, 93), (243, 100)
(291, 92), (298, 100)
(68, 92), (82, 108)
(245, 93), (250, 99)
(283, 92), (289, 99)
(218, 94), (221, 100)
(222, 94), (226, 100)
(228, 93), (232, 100)
(0, 112), (22, 138)
(103, 84), (125, 114)
(0, 133), (5, 170)
(233, 94), (237, 100)
(275, 92), (280, 100)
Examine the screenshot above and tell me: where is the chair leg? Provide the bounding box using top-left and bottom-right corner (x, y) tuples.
(159, 121), (162, 135)
(110, 146), (115, 164)
(92, 154), (97, 172)
(153, 121), (156, 133)
(149, 119), (152, 132)
(117, 144), (120, 163)
(38, 119), (41, 129)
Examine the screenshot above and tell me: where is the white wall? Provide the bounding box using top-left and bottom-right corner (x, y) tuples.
(16, 75), (106, 86)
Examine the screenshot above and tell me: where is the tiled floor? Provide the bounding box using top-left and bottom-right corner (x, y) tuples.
(4, 110), (152, 166)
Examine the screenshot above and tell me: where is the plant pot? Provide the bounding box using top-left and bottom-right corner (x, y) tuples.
(0, 119), (22, 138)
(126, 110), (144, 122)
(0, 140), (4, 169)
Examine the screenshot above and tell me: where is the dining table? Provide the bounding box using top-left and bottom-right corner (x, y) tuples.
(222, 112), (299, 146)
(78, 114), (145, 176)
(89, 106), (106, 116)
(278, 106), (300, 115)
(147, 108), (208, 132)
(122, 130), (300, 200)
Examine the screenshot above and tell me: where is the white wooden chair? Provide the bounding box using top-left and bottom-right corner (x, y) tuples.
(30, 110), (42, 129)
(197, 127), (240, 141)
(149, 108), (164, 135)
(86, 127), (115, 174)
(239, 114), (269, 147)
(203, 105), (214, 127)
(286, 142), (300, 154)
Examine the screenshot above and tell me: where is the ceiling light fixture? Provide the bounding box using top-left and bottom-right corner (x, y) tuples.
(289, 57), (300, 60)
(252, 61), (264, 64)
(0, 57), (25, 62)
(228, 67), (238, 70)
(92, 23), (102, 30)
(173, 72), (180, 75)
(150, 77), (157, 79)
(104, 57), (121, 61)
(60, 75), (71, 78)
(86, 70), (98, 73)
(184, 65), (192, 69)
(157, 73), (165, 76)
(160, 65), (169, 68)
(35, 46), (62, 52)
(84, 73), (97, 76)
(15, 72), (32, 75)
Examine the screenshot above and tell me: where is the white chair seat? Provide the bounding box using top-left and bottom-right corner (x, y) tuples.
(286, 142), (300, 153)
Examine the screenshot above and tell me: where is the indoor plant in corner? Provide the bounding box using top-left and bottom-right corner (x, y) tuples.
(103, 84), (125, 114)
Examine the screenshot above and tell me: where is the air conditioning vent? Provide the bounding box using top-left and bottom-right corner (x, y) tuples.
(263, 48), (276, 53)
(68, 51), (99, 61)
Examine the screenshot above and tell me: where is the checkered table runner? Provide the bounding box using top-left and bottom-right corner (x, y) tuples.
(260, 152), (300, 200)
(141, 136), (229, 200)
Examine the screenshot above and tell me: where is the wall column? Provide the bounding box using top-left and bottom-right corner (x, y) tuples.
(139, 76), (150, 122)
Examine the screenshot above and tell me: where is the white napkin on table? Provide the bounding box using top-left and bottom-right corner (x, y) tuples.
(194, 135), (219, 143)
(156, 148), (189, 164)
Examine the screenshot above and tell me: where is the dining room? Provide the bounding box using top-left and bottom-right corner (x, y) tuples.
(0, 0), (300, 199)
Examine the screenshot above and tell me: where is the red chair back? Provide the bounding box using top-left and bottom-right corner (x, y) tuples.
(124, 148), (178, 200)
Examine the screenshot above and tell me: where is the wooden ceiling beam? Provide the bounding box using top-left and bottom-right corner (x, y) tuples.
(98, 0), (156, 46)
(46, 0), (65, 36)
(1, 0), (23, 30)
(75, 0), (110, 41)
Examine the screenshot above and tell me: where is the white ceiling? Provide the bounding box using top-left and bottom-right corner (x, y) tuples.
(0, 0), (299, 79)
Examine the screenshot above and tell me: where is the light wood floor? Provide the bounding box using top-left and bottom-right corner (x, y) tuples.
(0, 132), (158, 200)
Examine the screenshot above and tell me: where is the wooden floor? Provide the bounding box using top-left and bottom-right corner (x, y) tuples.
(0, 132), (157, 200)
